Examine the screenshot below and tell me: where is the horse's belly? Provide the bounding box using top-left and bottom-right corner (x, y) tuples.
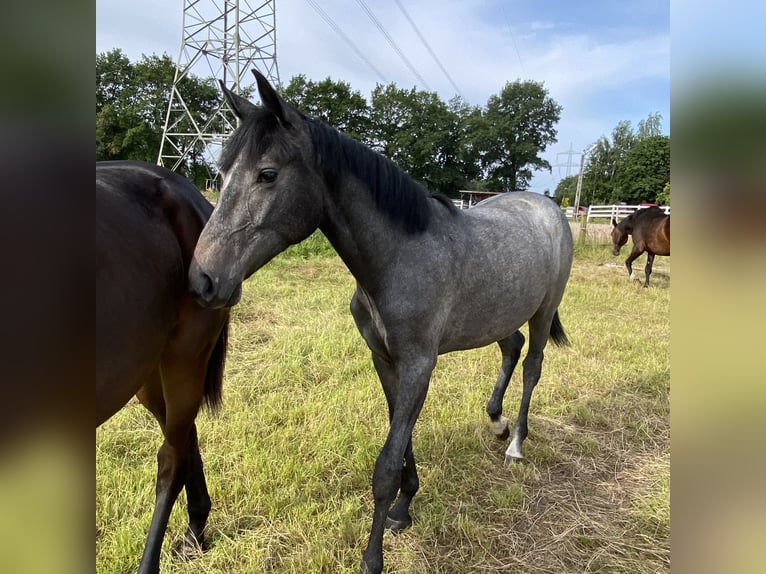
(437, 302), (538, 354)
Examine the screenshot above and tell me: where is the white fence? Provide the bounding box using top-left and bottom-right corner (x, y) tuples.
(565, 204), (670, 221)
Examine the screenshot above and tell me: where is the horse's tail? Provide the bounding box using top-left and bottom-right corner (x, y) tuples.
(203, 316), (229, 413)
(549, 310), (570, 347)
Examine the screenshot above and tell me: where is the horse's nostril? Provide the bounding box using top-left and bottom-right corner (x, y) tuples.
(199, 272), (214, 298)
(189, 262), (216, 303)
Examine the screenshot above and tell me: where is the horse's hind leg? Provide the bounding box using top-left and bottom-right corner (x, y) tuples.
(643, 253), (655, 288)
(135, 362), (205, 574)
(505, 317), (551, 464)
(136, 376), (210, 562)
(486, 331), (525, 440)
(134, 370), (173, 574)
(181, 424), (211, 556)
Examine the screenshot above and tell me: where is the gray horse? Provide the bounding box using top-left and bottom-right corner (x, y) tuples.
(189, 70), (573, 574)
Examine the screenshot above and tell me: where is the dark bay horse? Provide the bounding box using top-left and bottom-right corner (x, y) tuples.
(189, 71), (573, 574)
(611, 206), (670, 287)
(97, 161), (236, 574)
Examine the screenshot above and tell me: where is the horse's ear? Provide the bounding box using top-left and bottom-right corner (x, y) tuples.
(219, 81), (257, 119)
(611, 217), (618, 228)
(252, 69), (292, 127)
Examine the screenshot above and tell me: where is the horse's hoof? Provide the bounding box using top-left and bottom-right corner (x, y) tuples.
(504, 453), (524, 465)
(175, 543), (204, 562)
(175, 533), (205, 561)
(385, 514), (412, 534)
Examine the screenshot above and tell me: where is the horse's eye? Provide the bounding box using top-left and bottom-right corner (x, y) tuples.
(257, 169), (278, 183)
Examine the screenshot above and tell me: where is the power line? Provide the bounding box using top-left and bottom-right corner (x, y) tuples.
(304, 0), (387, 84)
(501, 5), (527, 78)
(353, 0), (431, 90)
(394, 0), (464, 99)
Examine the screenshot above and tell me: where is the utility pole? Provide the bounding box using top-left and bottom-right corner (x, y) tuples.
(573, 143), (596, 221)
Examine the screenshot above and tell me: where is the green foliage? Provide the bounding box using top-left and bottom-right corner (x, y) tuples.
(479, 80), (562, 191)
(581, 113), (669, 205)
(96, 49), (220, 186)
(656, 182), (670, 205)
(553, 174), (578, 206)
(282, 230), (336, 259)
(611, 135), (670, 204)
(637, 112), (663, 139)
(583, 121), (637, 205)
(369, 84), (477, 195)
(97, 50), (564, 194)
(282, 75), (370, 143)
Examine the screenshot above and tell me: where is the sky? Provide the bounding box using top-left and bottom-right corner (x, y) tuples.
(96, 0), (670, 194)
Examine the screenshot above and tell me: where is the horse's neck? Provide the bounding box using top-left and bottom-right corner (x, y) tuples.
(319, 176), (403, 285)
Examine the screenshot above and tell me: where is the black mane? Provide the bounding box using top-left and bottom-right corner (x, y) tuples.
(220, 106), (457, 234)
(307, 118), (458, 233)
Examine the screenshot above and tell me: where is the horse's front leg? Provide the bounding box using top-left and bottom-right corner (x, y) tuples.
(371, 353), (419, 533)
(643, 253), (655, 287)
(625, 246), (644, 283)
(361, 355), (436, 574)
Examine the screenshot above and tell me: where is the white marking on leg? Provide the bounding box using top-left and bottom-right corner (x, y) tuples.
(491, 416), (509, 437)
(505, 437), (523, 462)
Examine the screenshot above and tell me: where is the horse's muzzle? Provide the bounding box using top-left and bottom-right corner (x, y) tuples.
(188, 260), (242, 309)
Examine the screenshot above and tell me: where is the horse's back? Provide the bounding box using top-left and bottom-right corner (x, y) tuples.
(467, 192), (573, 270)
(435, 192), (573, 352)
(633, 207), (670, 255)
(96, 161), (213, 424)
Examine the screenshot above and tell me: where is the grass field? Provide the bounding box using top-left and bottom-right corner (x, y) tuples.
(96, 234), (670, 573)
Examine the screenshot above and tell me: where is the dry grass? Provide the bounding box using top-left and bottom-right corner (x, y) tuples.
(96, 236), (669, 573)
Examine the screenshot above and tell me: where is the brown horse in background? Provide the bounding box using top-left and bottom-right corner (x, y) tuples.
(97, 161), (238, 574)
(611, 206), (670, 287)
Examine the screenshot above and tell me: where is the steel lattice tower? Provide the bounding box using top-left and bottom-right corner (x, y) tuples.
(158, 0), (280, 187)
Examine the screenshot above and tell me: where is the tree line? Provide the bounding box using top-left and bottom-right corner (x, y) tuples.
(554, 113), (670, 206)
(97, 48), (668, 203)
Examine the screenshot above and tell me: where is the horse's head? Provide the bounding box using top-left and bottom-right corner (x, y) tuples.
(611, 217), (628, 256)
(190, 71), (325, 308)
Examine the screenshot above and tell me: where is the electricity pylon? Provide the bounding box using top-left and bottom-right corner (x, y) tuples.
(157, 0), (280, 187)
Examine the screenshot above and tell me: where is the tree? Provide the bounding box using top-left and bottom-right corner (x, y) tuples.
(637, 112), (663, 139)
(96, 49), (220, 185)
(369, 84), (470, 195)
(478, 80), (562, 191)
(611, 135), (670, 204)
(582, 120), (637, 205)
(656, 182), (670, 205)
(552, 174), (579, 206)
(281, 75), (370, 143)
(580, 113), (667, 205)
